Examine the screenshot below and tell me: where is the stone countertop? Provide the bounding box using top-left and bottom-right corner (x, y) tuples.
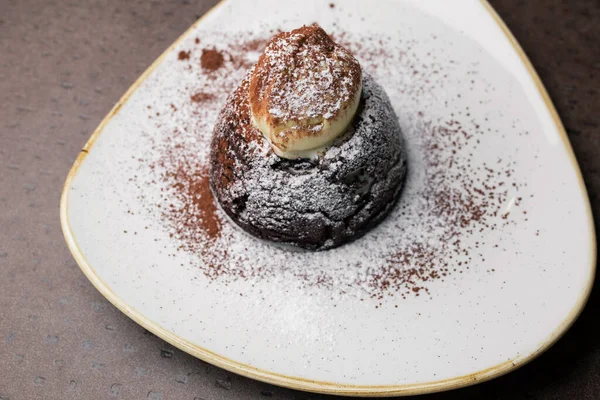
(0, 0), (598, 399)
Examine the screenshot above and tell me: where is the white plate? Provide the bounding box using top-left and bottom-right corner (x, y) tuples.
(61, 0), (596, 396)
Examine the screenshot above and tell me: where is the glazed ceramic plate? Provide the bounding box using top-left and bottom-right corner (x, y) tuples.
(61, 0), (595, 396)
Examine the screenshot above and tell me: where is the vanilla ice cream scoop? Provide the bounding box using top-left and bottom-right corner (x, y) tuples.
(248, 24), (362, 159)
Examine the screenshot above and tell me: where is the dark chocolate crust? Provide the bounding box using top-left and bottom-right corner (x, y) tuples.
(209, 73), (407, 250)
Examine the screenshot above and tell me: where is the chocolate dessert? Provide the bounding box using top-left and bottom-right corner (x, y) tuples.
(210, 24), (407, 250)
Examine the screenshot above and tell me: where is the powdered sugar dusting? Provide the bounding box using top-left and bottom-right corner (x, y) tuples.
(134, 29), (527, 305)
(211, 71), (405, 249)
(250, 24), (361, 126)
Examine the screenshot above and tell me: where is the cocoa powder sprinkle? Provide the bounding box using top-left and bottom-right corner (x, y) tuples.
(200, 48), (224, 71)
(190, 92), (214, 103)
(167, 165), (221, 242)
(136, 30), (528, 304)
(178, 50), (191, 61)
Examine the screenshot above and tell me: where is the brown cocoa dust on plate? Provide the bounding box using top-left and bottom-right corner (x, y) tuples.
(200, 48), (225, 72)
(190, 92), (214, 103)
(177, 50), (191, 61)
(167, 165), (221, 241)
(138, 31), (527, 304)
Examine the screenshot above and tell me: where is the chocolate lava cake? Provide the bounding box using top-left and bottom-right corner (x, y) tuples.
(209, 24), (407, 250)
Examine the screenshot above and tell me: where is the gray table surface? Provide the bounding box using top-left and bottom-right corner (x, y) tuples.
(1, 0), (598, 399)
